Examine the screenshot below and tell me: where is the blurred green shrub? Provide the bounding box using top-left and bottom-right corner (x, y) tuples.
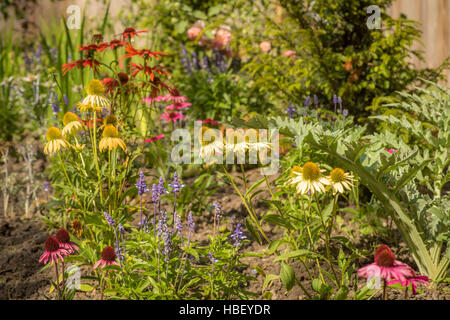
(237, 0), (448, 118)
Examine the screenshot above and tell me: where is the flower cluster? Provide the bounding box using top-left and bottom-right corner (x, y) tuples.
(39, 229), (79, 265)
(288, 162), (354, 195)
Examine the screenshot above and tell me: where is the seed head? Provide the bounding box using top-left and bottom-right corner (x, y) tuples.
(86, 79), (105, 96)
(46, 127), (62, 141)
(44, 236), (60, 252)
(302, 162), (321, 181)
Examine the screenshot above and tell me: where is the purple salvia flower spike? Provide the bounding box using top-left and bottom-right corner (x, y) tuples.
(103, 211), (115, 226)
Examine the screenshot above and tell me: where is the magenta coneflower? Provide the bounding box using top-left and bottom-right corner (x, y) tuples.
(385, 148), (398, 154)
(160, 112), (185, 123)
(165, 102), (192, 110)
(55, 228), (79, 254)
(358, 244), (415, 286)
(93, 246), (119, 269)
(143, 94), (188, 104)
(387, 274), (430, 296)
(198, 118), (220, 125)
(145, 134), (165, 143)
(39, 236), (69, 265)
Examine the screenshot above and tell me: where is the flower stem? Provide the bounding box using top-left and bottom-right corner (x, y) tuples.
(221, 164), (269, 243)
(54, 261), (61, 299)
(383, 279), (388, 300)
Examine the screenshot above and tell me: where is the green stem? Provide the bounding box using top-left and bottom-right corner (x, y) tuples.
(221, 165), (269, 243)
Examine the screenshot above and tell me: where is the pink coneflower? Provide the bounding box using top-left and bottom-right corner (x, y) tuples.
(93, 246), (119, 269)
(143, 94), (188, 104)
(282, 50), (296, 58)
(187, 26), (203, 41)
(385, 148), (398, 154)
(145, 134), (165, 143)
(55, 228), (79, 254)
(39, 236), (69, 265)
(358, 244), (415, 285)
(259, 41), (271, 53)
(387, 274), (430, 296)
(160, 112), (185, 123)
(212, 27), (232, 50)
(165, 102), (192, 110)
(198, 118), (220, 125)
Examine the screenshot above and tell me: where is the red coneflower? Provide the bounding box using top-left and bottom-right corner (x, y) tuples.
(39, 236), (69, 265)
(55, 228), (79, 254)
(145, 76), (171, 98)
(123, 45), (168, 60)
(102, 78), (119, 94)
(97, 39), (125, 53)
(62, 58), (100, 76)
(145, 134), (165, 143)
(83, 118), (103, 128)
(79, 44), (105, 53)
(93, 246), (119, 269)
(358, 244), (415, 286)
(119, 27), (148, 40)
(129, 63), (168, 79)
(160, 112), (185, 123)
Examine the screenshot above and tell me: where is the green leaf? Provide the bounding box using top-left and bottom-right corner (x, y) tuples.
(244, 177), (265, 199)
(79, 283), (94, 292)
(208, 5), (222, 16)
(280, 262), (295, 291)
(273, 249), (314, 262)
(245, 217), (262, 245)
(262, 274), (279, 292)
(262, 214), (293, 230)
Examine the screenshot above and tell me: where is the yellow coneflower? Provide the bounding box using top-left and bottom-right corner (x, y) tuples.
(99, 124), (126, 152)
(100, 114), (121, 130)
(289, 162), (330, 195)
(77, 102), (102, 113)
(44, 127), (69, 155)
(225, 129), (249, 155)
(245, 129), (271, 162)
(71, 144), (86, 152)
(327, 168), (354, 194)
(103, 114), (118, 126)
(62, 112), (85, 137)
(198, 126), (223, 161)
(82, 79), (110, 109)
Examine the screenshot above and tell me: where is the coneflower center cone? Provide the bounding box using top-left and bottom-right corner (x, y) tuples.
(102, 125), (119, 138)
(101, 246), (116, 261)
(56, 229), (70, 243)
(63, 112), (79, 126)
(374, 244), (395, 267)
(302, 162), (321, 180)
(330, 168), (345, 182)
(86, 79), (105, 96)
(45, 236), (60, 252)
(290, 166), (302, 178)
(46, 127), (62, 141)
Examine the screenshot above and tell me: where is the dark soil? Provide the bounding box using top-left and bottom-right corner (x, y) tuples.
(0, 217), (52, 299)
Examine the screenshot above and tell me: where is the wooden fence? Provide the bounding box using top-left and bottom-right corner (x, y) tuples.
(388, 0), (450, 84)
